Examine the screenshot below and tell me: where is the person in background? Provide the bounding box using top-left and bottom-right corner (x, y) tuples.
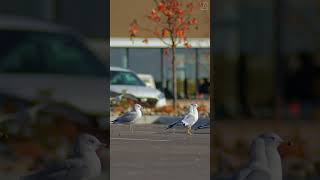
(198, 78), (210, 99)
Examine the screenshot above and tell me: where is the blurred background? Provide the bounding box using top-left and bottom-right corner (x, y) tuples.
(212, 0), (320, 179)
(0, 0), (108, 179)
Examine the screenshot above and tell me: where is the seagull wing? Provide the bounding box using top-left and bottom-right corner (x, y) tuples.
(166, 118), (183, 129)
(21, 159), (88, 180)
(192, 121), (210, 130)
(181, 113), (197, 127)
(112, 111), (138, 124)
(166, 113), (196, 129)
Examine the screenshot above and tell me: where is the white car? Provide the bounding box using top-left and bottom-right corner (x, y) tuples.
(0, 16), (107, 115)
(110, 67), (166, 107)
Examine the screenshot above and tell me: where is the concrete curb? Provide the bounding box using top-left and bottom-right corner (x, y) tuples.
(110, 115), (210, 125)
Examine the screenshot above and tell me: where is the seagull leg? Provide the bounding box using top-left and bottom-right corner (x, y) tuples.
(129, 124), (134, 133)
(187, 127), (192, 135)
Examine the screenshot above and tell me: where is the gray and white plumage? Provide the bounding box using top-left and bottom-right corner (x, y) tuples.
(193, 121), (210, 130)
(20, 134), (106, 180)
(166, 103), (199, 129)
(235, 137), (269, 180)
(260, 132), (284, 180)
(234, 132), (284, 180)
(112, 104), (142, 124)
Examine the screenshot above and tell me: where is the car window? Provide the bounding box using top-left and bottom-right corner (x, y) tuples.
(111, 71), (145, 86)
(0, 30), (44, 73)
(0, 30), (106, 77)
(41, 33), (106, 76)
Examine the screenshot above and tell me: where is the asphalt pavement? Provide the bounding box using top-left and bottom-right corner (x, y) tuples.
(110, 124), (210, 180)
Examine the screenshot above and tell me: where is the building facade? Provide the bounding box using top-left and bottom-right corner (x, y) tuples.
(110, 0), (211, 99)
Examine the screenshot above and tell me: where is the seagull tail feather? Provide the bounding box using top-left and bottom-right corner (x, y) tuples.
(111, 118), (120, 124)
(166, 122), (178, 129)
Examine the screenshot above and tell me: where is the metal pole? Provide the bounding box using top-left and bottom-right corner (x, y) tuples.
(125, 48), (129, 69)
(195, 48), (199, 98)
(160, 48), (165, 90)
(274, 0), (285, 121)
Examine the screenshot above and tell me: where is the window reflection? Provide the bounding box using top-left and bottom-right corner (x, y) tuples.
(110, 47), (210, 99)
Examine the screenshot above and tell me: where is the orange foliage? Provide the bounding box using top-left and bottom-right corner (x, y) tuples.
(129, 0), (199, 48)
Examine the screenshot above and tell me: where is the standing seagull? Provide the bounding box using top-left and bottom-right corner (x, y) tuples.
(234, 132), (287, 180)
(111, 104), (143, 133)
(234, 135), (269, 180)
(260, 132), (285, 180)
(20, 134), (106, 180)
(166, 103), (199, 135)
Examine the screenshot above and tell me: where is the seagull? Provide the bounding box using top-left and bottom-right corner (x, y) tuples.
(234, 136), (269, 180)
(110, 94), (124, 105)
(259, 132), (285, 180)
(20, 134), (106, 180)
(111, 104), (143, 133)
(166, 103), (199, 135)
(166, 103), (194, 129)
(234, 132), (287, 180)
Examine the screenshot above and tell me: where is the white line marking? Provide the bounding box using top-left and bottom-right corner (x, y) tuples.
(111, 137), (169, 142)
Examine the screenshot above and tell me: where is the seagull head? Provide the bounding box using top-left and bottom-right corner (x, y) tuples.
(190, 103), (198, 110)
(74, 134), (107, 155)
(258, 132), (284, 148)
(134, 104), (143, 111)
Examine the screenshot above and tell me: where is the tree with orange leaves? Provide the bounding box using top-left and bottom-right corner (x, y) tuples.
(129, 0), (200, 110)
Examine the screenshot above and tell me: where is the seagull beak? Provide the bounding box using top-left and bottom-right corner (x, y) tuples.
(279, 136), (292, 146)
(278, 139), (293, 157)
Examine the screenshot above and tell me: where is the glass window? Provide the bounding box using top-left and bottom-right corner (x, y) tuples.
(0, 30), (44, 73)
(198, 49), (210, 79)
(41, 33), (106, 76)
(164, 48), (196, 99)
(128, 48), (161, 82)
(110, 70), (145, 86)
(0, 30), (106, 77)
(110, 48), (127, 68)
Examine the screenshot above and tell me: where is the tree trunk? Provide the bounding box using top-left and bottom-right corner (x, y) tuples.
(172, 47), (177, 110)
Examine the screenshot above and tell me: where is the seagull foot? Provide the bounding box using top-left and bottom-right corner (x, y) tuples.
(187, 127), (192, 136)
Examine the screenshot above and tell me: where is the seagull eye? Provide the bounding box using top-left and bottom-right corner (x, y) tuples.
(89, 139), (95, 144)
(270, 137), (275, 140)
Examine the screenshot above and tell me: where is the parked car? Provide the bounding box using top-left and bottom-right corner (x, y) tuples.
(0, 15), (107, 115)
(110, 66), (166, 107)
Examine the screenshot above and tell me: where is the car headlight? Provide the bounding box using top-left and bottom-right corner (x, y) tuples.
(158, 92), (165, 99)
